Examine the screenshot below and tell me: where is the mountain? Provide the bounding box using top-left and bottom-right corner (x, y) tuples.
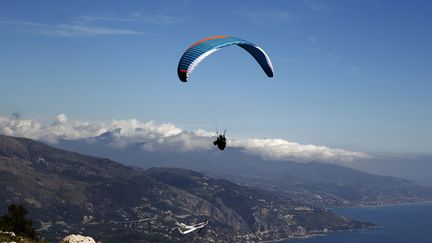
(56, 137), (432, 207)
(0, 135), (370, 242)
(221, 161), (432, 208)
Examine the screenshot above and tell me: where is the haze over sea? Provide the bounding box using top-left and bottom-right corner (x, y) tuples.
(287, 203), (432, 243)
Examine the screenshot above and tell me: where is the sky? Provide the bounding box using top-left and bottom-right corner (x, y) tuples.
(1, 0), (431, 156)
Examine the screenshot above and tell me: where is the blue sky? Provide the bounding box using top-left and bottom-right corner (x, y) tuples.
(1, 0), (431, 155)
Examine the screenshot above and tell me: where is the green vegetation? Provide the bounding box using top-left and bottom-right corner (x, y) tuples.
(0, 204), (36, 240)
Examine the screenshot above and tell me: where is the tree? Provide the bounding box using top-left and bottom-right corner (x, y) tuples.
(0, 203), (36, 240)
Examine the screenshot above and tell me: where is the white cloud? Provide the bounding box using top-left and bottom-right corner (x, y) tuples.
(237, 9), (290, 25)
(53, 113), (68, 125)
(0, 114), (368, 164)
(308, 36), (317, 44)
(348, 66), (360, 75)
(77, 11), (190, 25)
(0, 114), (107, 143)
(1, 10), (188, 37)
(302, 0), (332, 12)
(2, 21), (145, 37)
(141, 131), (213, 152)
(129, 11), (189, 25)
(231, 138), (369, 165)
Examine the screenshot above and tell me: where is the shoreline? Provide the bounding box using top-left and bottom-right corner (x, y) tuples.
(326, 199), (432, 210)
(258, 224), (378, 243)
(261, 201), (432, 243)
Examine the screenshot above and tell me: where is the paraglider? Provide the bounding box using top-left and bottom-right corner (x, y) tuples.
(177, 36), (274, 150)
(213, 130), (227, 151)
(177, 35), (274, 82)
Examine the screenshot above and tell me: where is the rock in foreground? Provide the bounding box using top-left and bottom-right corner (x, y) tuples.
(61, 234), (96, 243)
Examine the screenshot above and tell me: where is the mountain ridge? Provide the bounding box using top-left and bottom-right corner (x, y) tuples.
(55, 135), (432, 207)
(0, 135), (370, 242)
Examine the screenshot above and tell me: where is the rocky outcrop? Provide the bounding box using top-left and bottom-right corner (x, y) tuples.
(0, 231), (32, 243)
(61, 234), (96, 243)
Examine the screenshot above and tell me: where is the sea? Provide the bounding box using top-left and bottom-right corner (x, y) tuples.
(286, 203), (432, 243)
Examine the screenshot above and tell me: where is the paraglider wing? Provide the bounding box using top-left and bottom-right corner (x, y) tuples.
(178, 36), (274, 82)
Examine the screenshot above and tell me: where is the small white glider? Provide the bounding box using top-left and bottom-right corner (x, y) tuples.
(176, 220), (208, 234)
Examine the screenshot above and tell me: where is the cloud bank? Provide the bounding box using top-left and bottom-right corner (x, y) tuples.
(0, 114), (368, 164)
(231, 139), (367, 164)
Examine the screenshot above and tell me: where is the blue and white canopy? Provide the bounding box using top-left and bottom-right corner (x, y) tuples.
(177, 36), (274, 82)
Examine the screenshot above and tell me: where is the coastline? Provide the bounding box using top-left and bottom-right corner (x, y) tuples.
(261, 201), (432, 243)
(326, 199), (432, 210)
(258, 225), (378, 243)
(259, 233), (325, 243)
